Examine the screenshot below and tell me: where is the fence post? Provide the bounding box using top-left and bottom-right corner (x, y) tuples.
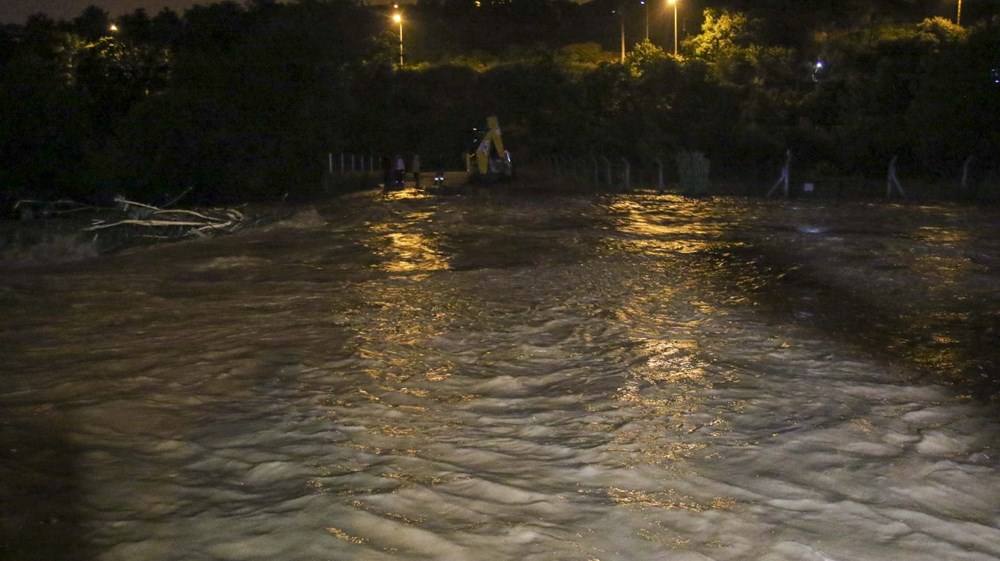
(887, 155), (906, 199)
(620, 157), (630, 191)
(961, 155), (973, 191)
(655, 158), (664, 192)
(601, 156), (612, 188)
(767, 149), (791, 198)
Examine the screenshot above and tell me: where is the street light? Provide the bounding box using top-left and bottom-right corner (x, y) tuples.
(620, 7), (626, 63)
(612, 6), (625, 63)
(641, 0), (648, 41)
(392, 11), (403, 67)
(668, 0), (678, 56)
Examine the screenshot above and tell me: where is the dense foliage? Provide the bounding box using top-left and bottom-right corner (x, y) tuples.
(1, 0), (998, 204)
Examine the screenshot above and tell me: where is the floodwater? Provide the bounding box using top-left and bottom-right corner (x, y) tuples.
(1, 190), (999, 561)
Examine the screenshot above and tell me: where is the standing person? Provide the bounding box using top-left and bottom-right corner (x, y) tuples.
(412, 154), (421, 187)
(381, 155), (391, 191)
(394, 154), (405, 188)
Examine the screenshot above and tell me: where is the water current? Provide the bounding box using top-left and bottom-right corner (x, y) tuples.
(2, 190), (999, 561)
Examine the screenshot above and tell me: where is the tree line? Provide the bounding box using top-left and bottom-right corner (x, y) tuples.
(1, 0), (999, 206)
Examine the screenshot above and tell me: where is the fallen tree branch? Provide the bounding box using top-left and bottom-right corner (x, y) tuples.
(151, 209), (226, 221)
(12, 194), (258, 249)
(84, 218), (233, 231)
(84, 197), (250, 241)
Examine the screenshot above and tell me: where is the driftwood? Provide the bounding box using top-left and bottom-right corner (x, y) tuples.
(84, 196), (247, 239)
(7, 192), (268, 260)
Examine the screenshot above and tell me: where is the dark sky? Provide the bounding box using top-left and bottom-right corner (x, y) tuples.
(0, 0), (409, 24)
(1, 0), (404, 24)
(0, 0), (204, 23)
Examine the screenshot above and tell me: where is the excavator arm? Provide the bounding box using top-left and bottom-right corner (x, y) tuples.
(468, 115), (513, 180)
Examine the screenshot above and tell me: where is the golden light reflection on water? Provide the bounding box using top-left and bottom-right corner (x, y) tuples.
(424, 366), (452, 382)
(610, 343), (718, 467)
(371, 424), (417, 438)
(606, 438), (708, 466)
(367, 221), (450, 275)
(349, 498), (426, 525)
(884, 221), (987, 377)
(397, 386), (429, 398)
(348, 209), (469, 387)
(325, 194), (749, 545)
(914, 225), (970, 244)
(378, 471), (447, 487)
(582, 487), (736, 512)
(643, 339), (705, 382)
(907, 226), (980, 286)
(607, 197), (729, 256)
(380, 187), (436, 202)
(638, 521), (729, 550)
(328, 526), (368, 544)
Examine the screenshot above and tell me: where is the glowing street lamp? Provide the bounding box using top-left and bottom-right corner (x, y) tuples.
(610, 6), (625, 63)
(392, 11), (404, 67)
(668, 0), (678, 55)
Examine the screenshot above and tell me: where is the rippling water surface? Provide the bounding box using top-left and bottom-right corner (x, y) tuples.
(2, 191), (999, 561)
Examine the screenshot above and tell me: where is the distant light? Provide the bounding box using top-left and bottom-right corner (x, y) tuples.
(392, 13), (401, 23)
(109, 23), (118, 32)
(991, 67), (1000, 85)
(812, 60), (827, 82)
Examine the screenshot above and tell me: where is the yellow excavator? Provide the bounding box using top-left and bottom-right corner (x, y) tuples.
(466, 115), (513, 183)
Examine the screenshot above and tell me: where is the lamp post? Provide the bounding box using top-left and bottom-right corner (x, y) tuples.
(641, 0), (648, 41)
(956, 0), (962, 26)
(668, 0), (678, 56)
(614, 6), (625, 63)
(392, 12), (403, 67)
